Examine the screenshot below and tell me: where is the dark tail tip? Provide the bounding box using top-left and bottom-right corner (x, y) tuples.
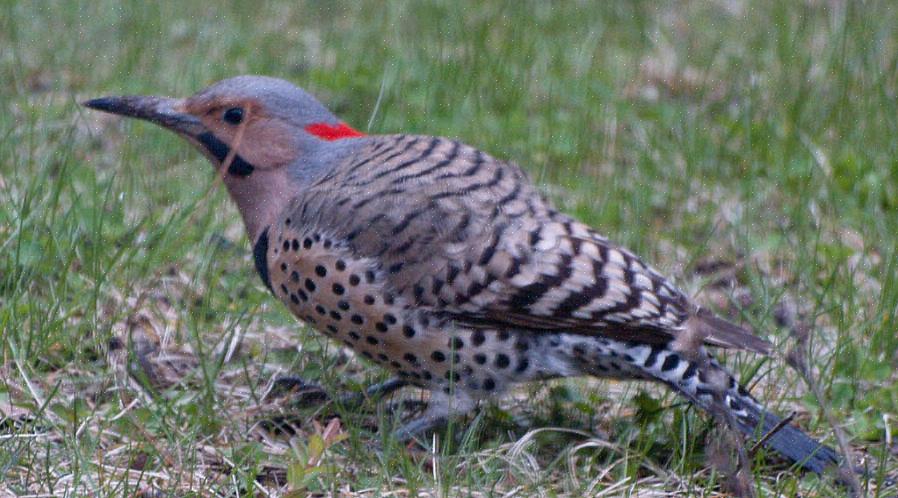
(742, 409), (839, 474)
(760, 420), (839, 473)
(81, 97), (120, 112)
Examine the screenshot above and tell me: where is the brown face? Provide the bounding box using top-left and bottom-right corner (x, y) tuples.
(82, 93), (300, 175)
(181, 96), (300, 171)
(81, 79), (322, 241)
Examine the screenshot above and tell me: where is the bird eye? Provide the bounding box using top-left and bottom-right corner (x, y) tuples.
(223, 107), (244, 125)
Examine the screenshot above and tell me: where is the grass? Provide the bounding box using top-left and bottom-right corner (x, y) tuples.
(2, 0), (897, 495)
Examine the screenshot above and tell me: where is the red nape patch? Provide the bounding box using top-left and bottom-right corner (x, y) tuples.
(305, 122), (366, 140)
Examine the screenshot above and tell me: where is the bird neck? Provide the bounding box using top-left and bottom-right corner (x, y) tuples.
(223, 167), (299, 243)
(223, 136), (364, 244)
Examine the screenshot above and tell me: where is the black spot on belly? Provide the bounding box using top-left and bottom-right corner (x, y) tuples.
(252, 227), (273, 292)
(495, 354), (510, 369)
(471, 330), (485, 346)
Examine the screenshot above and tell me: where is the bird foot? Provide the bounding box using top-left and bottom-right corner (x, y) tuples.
(391, 414), (448, 443)
(388, 389), (476, 444)
(265, 375), (409, 410)
(265, 375), (330, 405)
(340, 377), (410, 408)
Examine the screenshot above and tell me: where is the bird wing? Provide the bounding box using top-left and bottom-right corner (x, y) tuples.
(298, 134), (770, 354)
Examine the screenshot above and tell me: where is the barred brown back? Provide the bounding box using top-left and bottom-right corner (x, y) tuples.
(284, 135), (735, 349)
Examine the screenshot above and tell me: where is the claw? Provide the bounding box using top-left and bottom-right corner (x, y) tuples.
(265, 375), (330, 404)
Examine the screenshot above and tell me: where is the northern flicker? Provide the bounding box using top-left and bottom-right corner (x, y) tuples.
(84, 75), (840, 474)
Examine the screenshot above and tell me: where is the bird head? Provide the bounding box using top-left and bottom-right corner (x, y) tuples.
(83, 75), (366, 240)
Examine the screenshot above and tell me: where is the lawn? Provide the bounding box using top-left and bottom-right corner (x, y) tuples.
(2, 1), (897, 496)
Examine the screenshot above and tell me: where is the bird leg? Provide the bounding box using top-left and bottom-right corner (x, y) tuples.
(337, 377), (410, 408)
(266, 376), (330, 404)
(391, 389), (475, 443)
(392, 413), (448, 442)
(267, 376), (408, 410)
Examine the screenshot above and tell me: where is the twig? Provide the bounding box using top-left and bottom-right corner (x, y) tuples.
(786, 320), (862, 496)
(218, 108), (249, 183)
(748, 411), (796, 456)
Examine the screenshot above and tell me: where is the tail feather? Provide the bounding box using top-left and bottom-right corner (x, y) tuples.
(559, 335), (840, 473)
(680, 357), (840, 474)
(688, 307), (772, 354)
(727, 392), (839, 473)
(633, 341), (839, 473)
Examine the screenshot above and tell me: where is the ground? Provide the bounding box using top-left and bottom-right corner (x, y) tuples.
(1, 1), (897, 496)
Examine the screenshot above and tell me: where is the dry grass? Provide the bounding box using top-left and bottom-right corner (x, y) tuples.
(3, 1), (898, 496)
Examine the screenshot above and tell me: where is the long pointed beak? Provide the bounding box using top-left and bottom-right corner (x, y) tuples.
(82, 96), (204, 136)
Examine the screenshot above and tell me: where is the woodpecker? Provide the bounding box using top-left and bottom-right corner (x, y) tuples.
(84, 75), (840, 474)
